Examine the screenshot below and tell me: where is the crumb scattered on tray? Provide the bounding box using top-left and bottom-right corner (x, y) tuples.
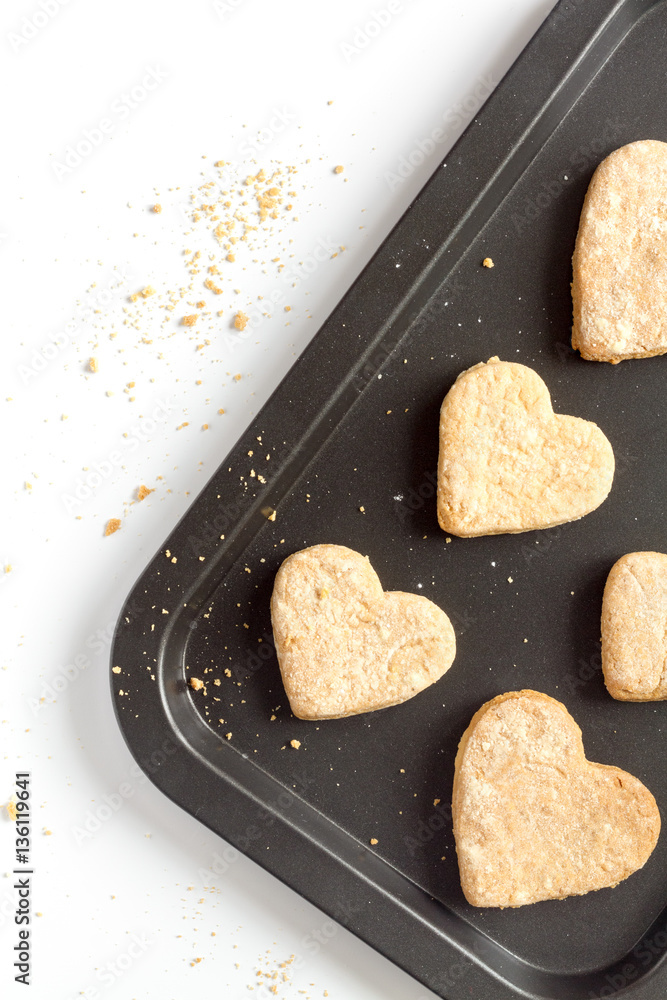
(6, 798), (17, 821)
(137, 484), (155, 501)
(334, 165), (344, 174)
(89, 357), (98, 373)
(190, 677), (204, 691)
(104, 518), (121, 536)
(290, 739), (301, 749)
(370, 837), (378, 845)
(234, 311), (248, 331)
(482, 257), (494, 268)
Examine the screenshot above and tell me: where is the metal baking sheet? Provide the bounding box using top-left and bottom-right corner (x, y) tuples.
(111, 2), (667, 996)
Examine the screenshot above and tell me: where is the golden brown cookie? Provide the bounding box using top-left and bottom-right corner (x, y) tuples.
(437, 358), (614, 536)
(270, 544), (456, 720)
(602, 551), (667, 701)
(452, 690), (660, 907)
(572, 139), (667, 363)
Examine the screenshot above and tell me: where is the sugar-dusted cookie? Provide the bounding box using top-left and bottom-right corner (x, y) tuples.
(436, 357), (614, 537)
(270, 544), (456, 720)
(602, 551), (667, 701)
(572, 139), (667, 363)
(452, 690), (660, 907)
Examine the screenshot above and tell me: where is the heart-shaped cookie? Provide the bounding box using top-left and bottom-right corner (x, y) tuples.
(437, 357), (614, 536)
(452, 690), (660, 907)
(572, 139), (667, 363)
(602, 551), (667, 701)
(270, 544), (456, 720)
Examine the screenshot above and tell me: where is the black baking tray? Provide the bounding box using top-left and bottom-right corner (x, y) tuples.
(111, 2), (667, 996)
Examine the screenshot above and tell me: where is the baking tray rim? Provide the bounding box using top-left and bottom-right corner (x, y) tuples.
(110, 1), (667, 997)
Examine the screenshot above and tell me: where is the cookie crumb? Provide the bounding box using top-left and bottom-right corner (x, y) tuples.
(112, 666), (121, 674)
(137, 484), (154, 501)
(334, 165), (344, 174)
(482, 257), (494, 268)
(6, 799), (17, 821)
(226, 732), (232, 740)
(370, 837), (378, 845)
(181, 314), (198, 327)
(234, 311), (249, 331)
(130, 285), (155, 301)
(89, 357), (98, 373)
(104, 518), (121, 536)
(290, 739), (301, 749)
(433, 798), (441, 807)
(152, 204), (162, 213)
(190, 677), (204, 691)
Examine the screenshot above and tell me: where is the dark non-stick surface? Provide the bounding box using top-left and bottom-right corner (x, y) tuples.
(113, 1), (667, 996)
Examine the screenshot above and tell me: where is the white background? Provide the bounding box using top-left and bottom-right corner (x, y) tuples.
(1, 1), (556, 997)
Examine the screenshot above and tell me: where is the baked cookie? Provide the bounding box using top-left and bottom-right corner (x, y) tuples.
(270, 544), (456, 720)
(437, 357), (614, 536)
(452, 690), (660, 907)
(602, 551), (667, 701)
(572, 139), (667, 363)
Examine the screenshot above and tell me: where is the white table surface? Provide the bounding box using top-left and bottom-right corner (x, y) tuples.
(1, 1), (556, 996)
